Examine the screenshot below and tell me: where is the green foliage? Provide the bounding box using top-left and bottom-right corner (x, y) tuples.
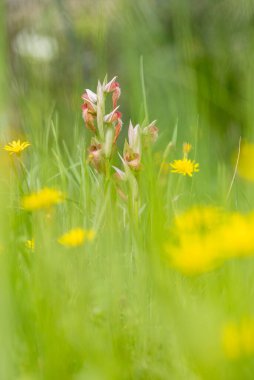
(1, 1), (254, 378)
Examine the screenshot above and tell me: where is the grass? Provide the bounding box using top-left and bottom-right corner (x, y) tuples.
(1, 74), (254, 380)
(2, 1), (254, 379)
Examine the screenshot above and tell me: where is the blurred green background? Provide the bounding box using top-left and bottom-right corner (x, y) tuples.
(2, 0), (254, 151)
(2, 2), (254, 379)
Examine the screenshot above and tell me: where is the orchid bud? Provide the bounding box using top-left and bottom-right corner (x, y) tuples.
(112, 83), (121, 109)
(104, 107), (122, 144)
(128, 121), (141, 155)
(103, 77), (121, 108)
(82, 104), (96, 132)
(103, 76), (117, 92)
(88, 141), (104, 172)
(123, 141), (141, 171)
(143, 120), (158, 144)
(81, 89), (97, 112)
(103, 106), (120, 123)
(119, 154), (139, 201)
(113, 116), (123, 144)
(85, 89), (97, 103)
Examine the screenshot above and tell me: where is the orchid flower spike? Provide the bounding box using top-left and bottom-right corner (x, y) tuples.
(128, 121), (141, 154)
(103, 76), (121, 108)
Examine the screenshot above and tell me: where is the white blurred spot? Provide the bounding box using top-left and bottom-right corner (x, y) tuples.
(13, 30), (58, 62)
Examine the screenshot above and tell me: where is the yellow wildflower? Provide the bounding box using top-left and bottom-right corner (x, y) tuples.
(237, 142), (254, 181)
(165, 206), (223, 275)
(222, 318), (254, 359)
(3, 140), (30, 155)
(170, 158), (199, 177)
(165, 207), (254, 275)
(25, 239), (35, 251)
(217, 212), (254, 259)
(22, 188), (65, 211)
(175, 206), (222, 234)
(168, 235), (220, 275)
(58, 228), (95, 247)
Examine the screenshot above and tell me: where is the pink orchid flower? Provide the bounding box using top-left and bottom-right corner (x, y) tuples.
(103, 77), (121, 108)
(82, 103), (96, 132)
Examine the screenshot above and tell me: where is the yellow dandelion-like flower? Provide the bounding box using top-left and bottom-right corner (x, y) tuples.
(58, 228), (95, 247)
(182, 142), (192, 156)
(22, 188), (65, 211)
(25, 239), (35, 251)
(170, 158), (199, 177)
(3, 140), (31, 155)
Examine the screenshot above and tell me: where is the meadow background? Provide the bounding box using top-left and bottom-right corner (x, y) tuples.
(1, 0), (254, 379)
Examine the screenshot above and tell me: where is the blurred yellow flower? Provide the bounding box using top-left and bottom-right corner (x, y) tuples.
(25, 239), (35, 251)
(218, 212), (254, 259)
(175, 206), (221, 234)
(169, 235), (219, 275)
(237, 142), (254, 181)
(22, 188), (65, 211)
(165, 206), (222, 275)
(165, 207), (254, 275)
(170, 158), (199, 177)
(3, 140), (30, 155)
(222, 319), (254, 359)
(58, 228), (95, 247)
